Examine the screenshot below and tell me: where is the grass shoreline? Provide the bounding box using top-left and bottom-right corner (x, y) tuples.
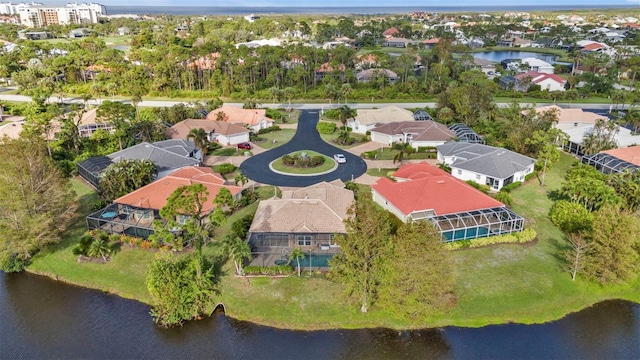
(24, 156), (640, 331)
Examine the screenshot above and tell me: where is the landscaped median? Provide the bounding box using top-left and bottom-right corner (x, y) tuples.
(26, 154), (640, 330)
(269, 150), (336, 175)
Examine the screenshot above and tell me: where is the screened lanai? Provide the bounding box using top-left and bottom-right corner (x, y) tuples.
(410, 207), (524, 242)
(77, 156), (113, 188)
(581, 153), (640, 174)
(86, 203), (162, 239)
(448, 123), (484, 144)
(413, 110), (434, 121)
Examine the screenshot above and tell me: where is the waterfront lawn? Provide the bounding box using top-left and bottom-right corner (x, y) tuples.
(215, 152), (640, 330)
(28, 178), (154, 303)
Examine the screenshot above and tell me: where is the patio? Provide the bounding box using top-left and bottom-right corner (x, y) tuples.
(86, 203), (162, 239)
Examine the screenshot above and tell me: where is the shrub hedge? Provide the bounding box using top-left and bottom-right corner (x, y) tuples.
(317, 122), (337, 134)
(444, 228), (537, 250)
(244, 265), (295, 276)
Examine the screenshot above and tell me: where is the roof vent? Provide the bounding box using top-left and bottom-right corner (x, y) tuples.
(437, 180), (445, 184)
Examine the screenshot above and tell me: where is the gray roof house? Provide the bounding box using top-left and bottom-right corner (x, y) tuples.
(77, 139), (200, 188)
(437, 142), (535, 191)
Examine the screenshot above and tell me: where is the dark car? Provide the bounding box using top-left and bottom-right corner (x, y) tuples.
(237, 142), (252, 150)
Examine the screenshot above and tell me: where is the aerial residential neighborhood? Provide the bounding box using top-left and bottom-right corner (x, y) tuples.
(0, 2), (639, 344)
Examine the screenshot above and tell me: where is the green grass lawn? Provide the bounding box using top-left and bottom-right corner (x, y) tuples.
(27, 154), (640, 330)
(366, 168), (397, 177)
(210, 147), (240, 156)
(253, 129), (296, 149)
(370, 147), (434, 161)
(319, 131), (369, 149)
(271, 151), (335, 174)
(40, 35), (130, 47)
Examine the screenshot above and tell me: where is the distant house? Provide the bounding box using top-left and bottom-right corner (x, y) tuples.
(510, 57), (554, 74)
(437, 142), (535, 191)
(314, 62), (346, 82)
(515, 71), (566, 91)
(371, 162), (525, 242)
(533, 105), (607, 131)
(69, 28), (92, 38)
(382, 27), (399, 38)
(422, 37), (440, 49)
(248, 181), (354, 268)
(465, 57), (497, 74)
(166, 119), (250, 146)
(560, 122), (640, 157)
(370, 120), (455, 147)
(84, 64), (111, 81)
(206, 105), (274, 133)
(582, 146), (640, 174)
(382, 37), (412, 48)
(77, 139), (200, 188)
(185, 52), (220, 71)
(356, 68), (398, 84)
(347, 105), (415, 134)
(87, 167), (242, 239)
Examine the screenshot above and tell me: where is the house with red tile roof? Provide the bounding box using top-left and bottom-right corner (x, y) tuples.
(382, 27), (399, 38)
(582, 146), (640, 174)
(423, 37), (440, 49)
(515, 71), (566, 92)
(372, 162), (524, 241)
(87, 167), (242, 239)
(314, 62), (346, 82)
(206, 105), (274, 133)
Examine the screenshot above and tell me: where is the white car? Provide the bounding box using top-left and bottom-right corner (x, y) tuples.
(333, 154), (346, 163)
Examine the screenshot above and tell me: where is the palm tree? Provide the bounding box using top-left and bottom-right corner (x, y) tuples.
(569, 49), (583, 76)
(337, 130), (350, 145)
(223, 236), (252, 275)
(234, 172), (248, 186)
(88, 238), (111, 261)
(341, 83), (352, 104)
(288, 247), (306, 277)
(187, 128), (210, 156)
(215, 111), (227, 122)
(393, 142), (414, 164)
(337, 105), (356, 129)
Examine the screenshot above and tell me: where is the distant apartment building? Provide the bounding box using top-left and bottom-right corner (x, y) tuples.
(14, 2), (106, 27)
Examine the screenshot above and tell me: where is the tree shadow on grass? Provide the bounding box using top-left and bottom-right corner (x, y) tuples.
(547, 189), (569, 202)
(548, 235), (570, 269)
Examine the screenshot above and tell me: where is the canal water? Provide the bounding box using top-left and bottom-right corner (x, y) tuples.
(1, 271), (639, 359)
(473, 51), (564, 64)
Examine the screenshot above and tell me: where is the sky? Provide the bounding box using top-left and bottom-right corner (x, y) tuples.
(45, 0), (640, 7)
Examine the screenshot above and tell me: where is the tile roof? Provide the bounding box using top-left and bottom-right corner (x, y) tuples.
(581, 43), (605, 51)
(167, 119), (250, 139)
(372, 162), (504, 217)
(382, 27), (399, 36)
(355, 106), (415, 125)
(423, 37), (440, 44)
(356, 68), (398, 80)
(206, 105), (274, 127)
(114, 166), (241, 212)
(249, 182), (354, 234)
(515, 71), (566, 84)
(602, 146), (640, 166)
(371, 120), (455, 142)
(315, 62), (346, 72)
(108, 140), (200, 174)
(533, 105), (607, 125)
(437, 142), (535, 179)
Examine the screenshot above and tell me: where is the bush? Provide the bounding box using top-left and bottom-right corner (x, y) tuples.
(0, 253), (30, 272)
(244, 265), (295, 276)
(316, 122), (337, 134)
(361, 151), (377, 159)
(549, 200), (594, 234)
(465, 180), (491, 194)
(230, 213), (255, 239)
(92, 199), (110, 211)
(324, 109), (340, 120)
(417, 146), (437, 153)
(525, 173), (536, 181)
(217, 163), (237, 175)
(258, 126), (281, 134)
(494, 191), (513, 206)
(237, 188), (259, 207)
(444, 228), (537, 250)
(500, 181), (522, 193)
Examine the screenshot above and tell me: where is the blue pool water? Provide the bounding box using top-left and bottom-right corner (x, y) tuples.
(443, 226), (493, 242)
(298, 254), (334, 268)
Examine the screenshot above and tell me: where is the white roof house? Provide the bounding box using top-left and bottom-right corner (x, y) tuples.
(346, 106), (415, 134)
(519, 57), (555, 74)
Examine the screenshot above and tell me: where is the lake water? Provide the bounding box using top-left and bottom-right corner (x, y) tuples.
(473, 51), (562, 64)
(1, 271), (639, 359)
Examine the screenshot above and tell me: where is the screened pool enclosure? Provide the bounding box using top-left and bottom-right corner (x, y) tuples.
(410, 207), (525, 242)
(86, 203), (162, 239)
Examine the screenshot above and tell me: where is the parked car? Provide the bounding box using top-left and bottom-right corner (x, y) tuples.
(333, 154), (346, 163)
(237, 142), (252, 150)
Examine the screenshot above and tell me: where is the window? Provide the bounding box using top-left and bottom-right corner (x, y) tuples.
(177, 214), (189, 225)
(476, 174), (481, 180)
(457, 169), (462, 175)
(297, 235), (312, 246)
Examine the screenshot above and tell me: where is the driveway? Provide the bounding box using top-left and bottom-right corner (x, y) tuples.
(239, 109), (367, 187)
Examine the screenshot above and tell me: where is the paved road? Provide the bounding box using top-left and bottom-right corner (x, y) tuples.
(239, 110), (367, 187)
(0, 89), (631, 111)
